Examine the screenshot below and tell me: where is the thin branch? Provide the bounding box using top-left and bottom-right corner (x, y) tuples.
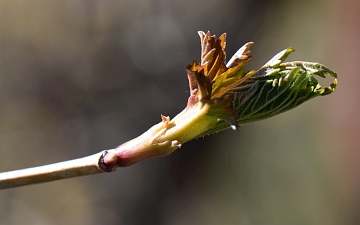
(0, 150), (118, 190)
(0, 31), (338, 190)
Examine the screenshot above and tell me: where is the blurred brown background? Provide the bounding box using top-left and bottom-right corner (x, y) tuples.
(0, 0), (356, 224)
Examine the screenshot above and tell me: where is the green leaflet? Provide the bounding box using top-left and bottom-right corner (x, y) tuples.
(231, 49), (337, 124)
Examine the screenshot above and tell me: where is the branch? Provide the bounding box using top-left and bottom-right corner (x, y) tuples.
(0, 150), (118, 190)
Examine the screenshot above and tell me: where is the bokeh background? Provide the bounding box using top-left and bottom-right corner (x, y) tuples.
(0, 0), (356, 224)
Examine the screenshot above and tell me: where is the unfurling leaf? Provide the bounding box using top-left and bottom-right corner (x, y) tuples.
(186, 31), (337, 132)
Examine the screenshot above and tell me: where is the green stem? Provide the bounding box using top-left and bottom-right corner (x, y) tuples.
(115, 100), (221, 166)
